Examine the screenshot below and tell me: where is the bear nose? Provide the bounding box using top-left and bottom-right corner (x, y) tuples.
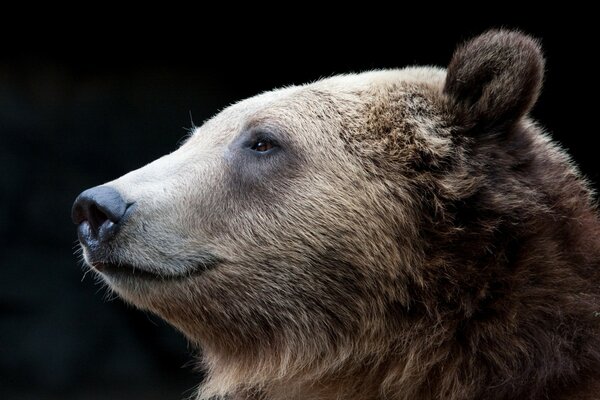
(71, 186), (129, 245)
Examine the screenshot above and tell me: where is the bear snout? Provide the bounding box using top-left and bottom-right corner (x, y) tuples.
(71, 186), (133, 252)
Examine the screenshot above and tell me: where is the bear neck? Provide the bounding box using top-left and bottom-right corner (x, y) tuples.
(389, 124), (600, 399)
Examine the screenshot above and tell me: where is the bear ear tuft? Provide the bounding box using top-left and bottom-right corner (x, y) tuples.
(444, 29), (545, 130)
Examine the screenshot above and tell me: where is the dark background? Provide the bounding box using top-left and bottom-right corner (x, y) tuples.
(1, 15), (596, 400)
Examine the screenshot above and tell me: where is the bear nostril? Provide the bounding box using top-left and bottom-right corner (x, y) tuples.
(87, 203), (110, 236)
(71, 186), (128, 243)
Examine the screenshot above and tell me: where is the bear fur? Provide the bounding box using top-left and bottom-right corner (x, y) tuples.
(75, 30), (600, 399)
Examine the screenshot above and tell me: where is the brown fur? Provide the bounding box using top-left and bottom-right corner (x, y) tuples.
(76, 30), (600, 399)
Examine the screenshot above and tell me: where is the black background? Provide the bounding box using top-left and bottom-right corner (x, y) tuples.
(1, 14), (596, 400)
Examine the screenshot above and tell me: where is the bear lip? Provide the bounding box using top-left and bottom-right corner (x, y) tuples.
(91, 262), (212, 280)
(92, 262), (165, 280)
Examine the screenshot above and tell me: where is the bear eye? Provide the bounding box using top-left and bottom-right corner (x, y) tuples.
(250, 140), (276, 152)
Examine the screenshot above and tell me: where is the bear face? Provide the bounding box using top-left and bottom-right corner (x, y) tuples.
(72, 31), (600, 400)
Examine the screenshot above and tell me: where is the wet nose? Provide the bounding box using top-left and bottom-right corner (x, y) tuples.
(71, 186), (128, 245)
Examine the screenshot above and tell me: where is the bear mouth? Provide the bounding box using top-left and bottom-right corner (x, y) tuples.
(92, 262), (168, 280)
(91, 260), (218, 281)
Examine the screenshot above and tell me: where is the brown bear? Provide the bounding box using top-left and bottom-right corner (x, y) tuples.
(72, 30), (600, 400)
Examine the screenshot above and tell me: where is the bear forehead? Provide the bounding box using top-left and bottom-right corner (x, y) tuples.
(260, 66), (446, 109)
(312, 67), (446, 92)
(194, 66), (447, 139)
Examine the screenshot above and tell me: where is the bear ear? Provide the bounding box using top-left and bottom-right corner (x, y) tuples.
(444, 30), (545, 130)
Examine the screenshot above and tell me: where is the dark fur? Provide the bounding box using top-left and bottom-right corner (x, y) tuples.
(350, 30), (600, 399)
